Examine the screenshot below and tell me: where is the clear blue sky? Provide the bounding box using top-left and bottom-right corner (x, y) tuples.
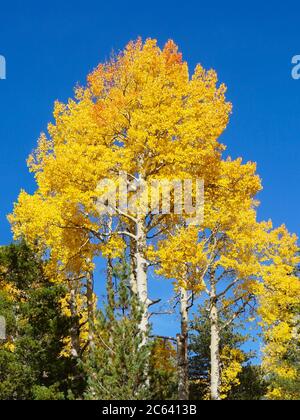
(0, 1), (299, 349)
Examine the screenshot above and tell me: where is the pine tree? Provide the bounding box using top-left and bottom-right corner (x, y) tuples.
(0, 241), (84, 400)
(227, 365), (268, 401)
(84, 263), (151, 400)
(189, 305), (266, 400)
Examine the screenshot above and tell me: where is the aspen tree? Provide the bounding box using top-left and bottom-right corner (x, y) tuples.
(153, 158), (265, 400)
(9, 39), (231, 345)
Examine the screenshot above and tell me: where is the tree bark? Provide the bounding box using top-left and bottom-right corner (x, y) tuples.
(69, 283), (81, 358)
(86, 270), (95, 350)
(106, 257), (114, 308)
(129, 231), (138, 295)
(210, 278), (221, 400)
(135, 214), (149, 345)
(177, 286), (189, 400)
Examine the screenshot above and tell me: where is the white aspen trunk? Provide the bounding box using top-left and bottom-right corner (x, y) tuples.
(106, 257), (114, 307)
(177, 286), (189, 400)
(106, 215), (116, 350)
(210, 278), (221, 401)
(135, 214), (149, 345)
(128, 163), (150, 344)
(86, 270), (95, 350)
(129, 232), (138, 295)
(69, 284), (81, 358)
(106, 257), (115, 362)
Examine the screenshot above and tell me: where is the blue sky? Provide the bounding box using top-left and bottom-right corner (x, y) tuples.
(0, 1), (300, 349)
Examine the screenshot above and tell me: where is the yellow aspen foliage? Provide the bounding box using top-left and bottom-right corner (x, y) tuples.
(0, 277), (17, 353)
(153, 151), (300, 399)
(0, 257), (22, 303)
(150, 225), (208, 293)
(59, 286), (97, 358)
(257, 227), (300, 400)
(0, 280), (19, 301)
(153, 157), (263, 296)
(220, 346), (245, 399)
(150, 339), (177, 374)
(100, 235), (126, 259)
(8, 37), (299, 399)
(9, 37), (231, 278)
(8, 39), (232, 358)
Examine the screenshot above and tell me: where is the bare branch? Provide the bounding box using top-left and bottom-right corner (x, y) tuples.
(149, 310), (174, 319)
(220, 295), (255, 330)
(149, 334), (177, 343)
(216, 278), (240, 300)
(148, 298), (161, 308)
